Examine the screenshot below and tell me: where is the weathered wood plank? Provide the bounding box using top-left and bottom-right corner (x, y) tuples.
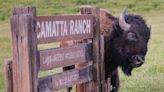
(4, 59), (13, 92)
(36, 15), (94, 44)
(106, 77), (111, 92)
(11, 7), (38, 92)
(38, 66), (92, 91)
(76, 5), (101, 92)
(12, 6), (36, 16)
(89, 6), (101, 92)
(39, 43), (92, 71)
(100, 35), (105, 92)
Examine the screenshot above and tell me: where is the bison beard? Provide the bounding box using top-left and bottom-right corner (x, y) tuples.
(103, 9), (150, 92)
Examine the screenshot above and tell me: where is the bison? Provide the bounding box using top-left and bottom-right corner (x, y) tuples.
(62, 8), (151, 92)
(100, 8), (151, 92)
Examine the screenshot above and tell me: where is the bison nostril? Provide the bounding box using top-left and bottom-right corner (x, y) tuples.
(131, 55), (144, 63)
(136, 56), (144, 63)
(130, 55), (145, 67)
(136, 57), (142, 61)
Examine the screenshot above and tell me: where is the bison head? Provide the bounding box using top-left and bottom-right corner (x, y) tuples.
(110, 8), (151, 76)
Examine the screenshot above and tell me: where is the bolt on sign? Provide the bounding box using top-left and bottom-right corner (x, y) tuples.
(36, 15), (94, 44)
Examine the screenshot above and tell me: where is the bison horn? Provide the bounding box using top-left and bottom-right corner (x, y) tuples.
(119, 7), (131, 31)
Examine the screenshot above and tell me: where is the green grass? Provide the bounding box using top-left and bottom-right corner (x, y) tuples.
(0, 0), (164, 92)
(0, 20), (11, 92)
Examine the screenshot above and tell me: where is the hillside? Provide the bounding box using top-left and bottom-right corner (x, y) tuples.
(1, 0), (164, 21)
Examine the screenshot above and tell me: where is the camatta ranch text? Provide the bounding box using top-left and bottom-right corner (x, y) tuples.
(36, 15), (94, 44)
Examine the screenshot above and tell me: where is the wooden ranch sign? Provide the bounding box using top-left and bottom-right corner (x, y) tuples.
(8, 6), (106, 92)
(39, 43), (92, 71)
(36, 15), (94, 44)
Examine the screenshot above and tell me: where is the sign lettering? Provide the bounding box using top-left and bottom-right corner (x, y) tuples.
(36, 15), (94, 44)
(39, 43), (92, 71)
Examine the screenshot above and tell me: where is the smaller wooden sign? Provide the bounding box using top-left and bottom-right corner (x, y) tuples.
(39, 43), (92, 71)
(38, 66), (92, 91)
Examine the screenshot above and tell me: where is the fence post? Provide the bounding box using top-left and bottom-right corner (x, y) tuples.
(76, 5), (102, 92)
(11, 7), (38, 92)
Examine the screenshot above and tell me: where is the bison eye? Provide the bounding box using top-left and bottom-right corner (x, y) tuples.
(126, 32), (138, 42)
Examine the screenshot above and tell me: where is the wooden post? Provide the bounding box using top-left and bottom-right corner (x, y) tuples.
(11, 7), (38, 92)
(107, 78), (111, 92)
(100, 35), (105, 92)
(4, 60), (13, 92)
(105, 77), (111, 92)
(76, 5), (101, 92)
